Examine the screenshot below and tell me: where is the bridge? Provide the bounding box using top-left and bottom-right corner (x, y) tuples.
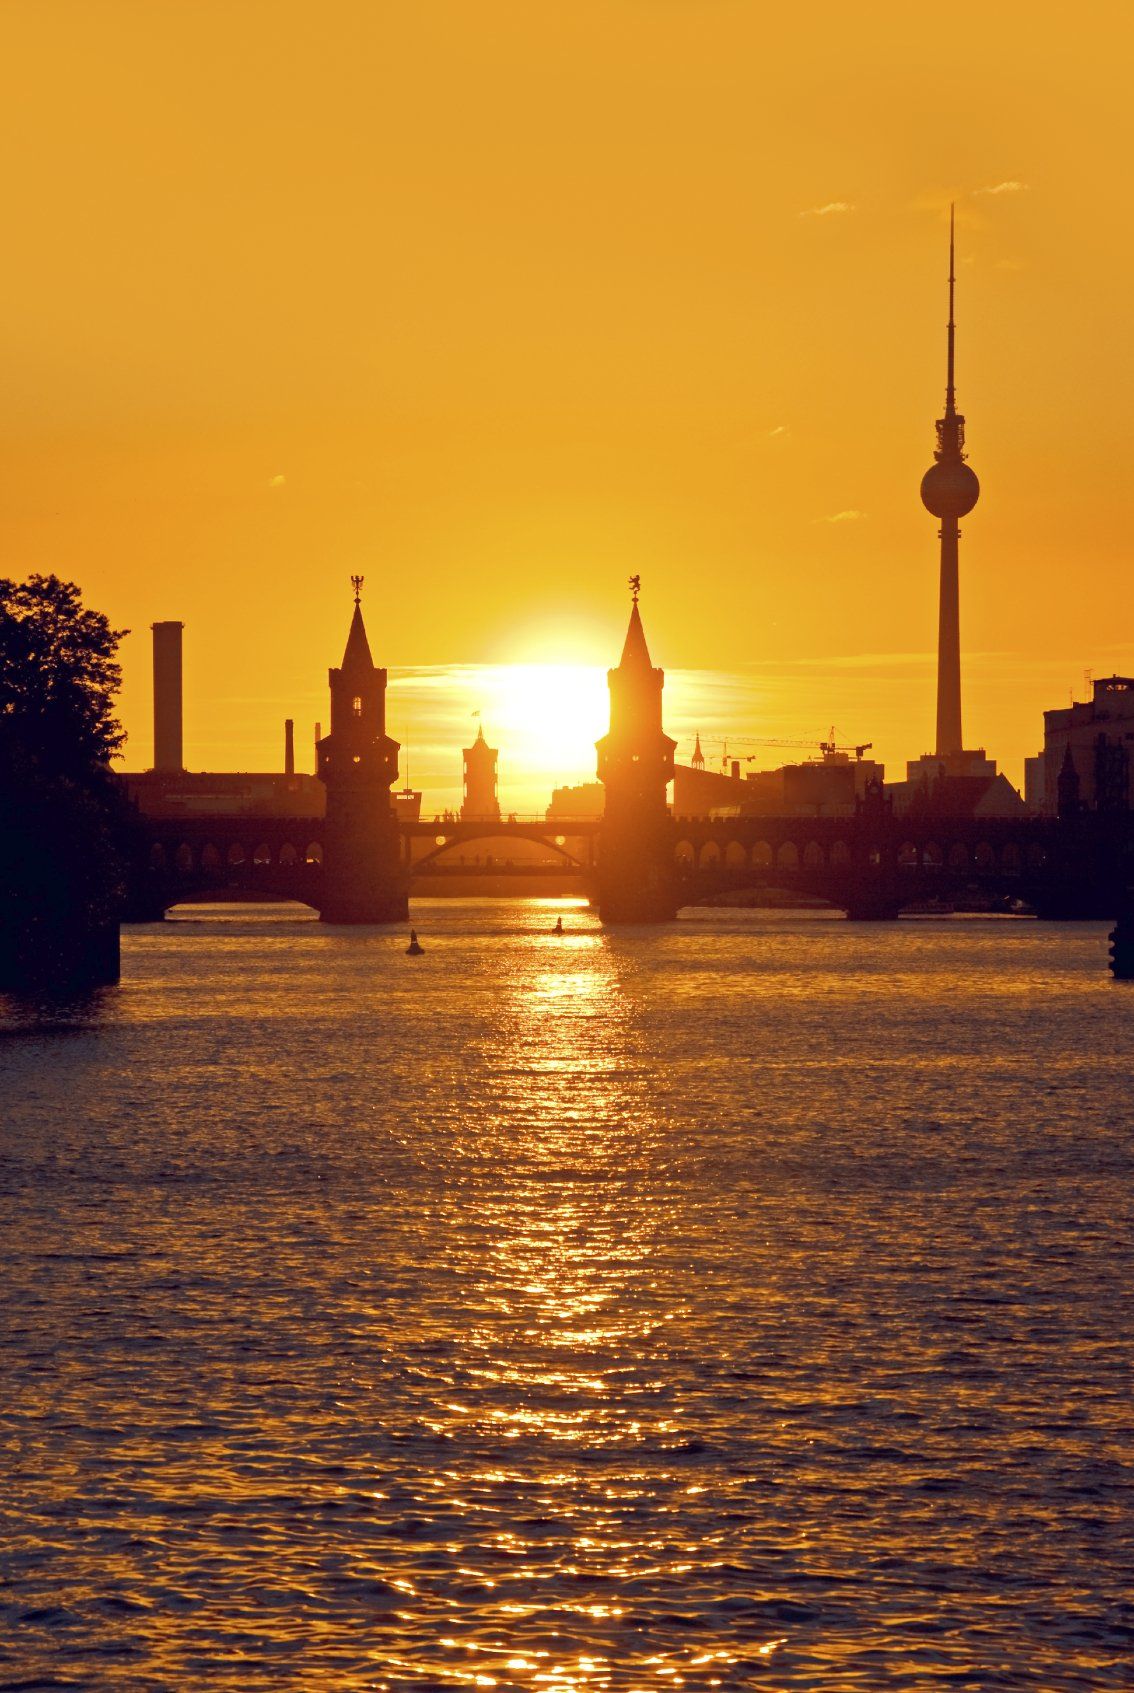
(127, 807), (1133, 922)
(128, 814), (600, 917)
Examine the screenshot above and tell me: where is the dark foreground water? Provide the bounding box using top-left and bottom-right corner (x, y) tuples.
(2, 901), (1132, 1691)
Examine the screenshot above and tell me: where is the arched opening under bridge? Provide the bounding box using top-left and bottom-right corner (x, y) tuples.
(410, 828), (589, 874)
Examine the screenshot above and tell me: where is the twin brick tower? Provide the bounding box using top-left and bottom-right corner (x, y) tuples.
(315, 570), (677, 924)
(315, 218), (976, 924)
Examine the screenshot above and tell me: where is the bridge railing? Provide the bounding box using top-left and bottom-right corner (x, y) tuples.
(408, 814), (602, 826)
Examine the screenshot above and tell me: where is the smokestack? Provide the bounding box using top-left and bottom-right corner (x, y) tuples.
(284, 718), (295, 777)
(731, 759), (740, 781)
(152, 621), (184, 772)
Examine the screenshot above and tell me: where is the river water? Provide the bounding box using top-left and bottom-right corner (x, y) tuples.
(2, 901), (1132, 1690)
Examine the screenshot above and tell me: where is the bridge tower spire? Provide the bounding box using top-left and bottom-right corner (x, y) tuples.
(595, 578), (678, 921)
(920, 204), (980, 761)
(316, 577), (408, 922)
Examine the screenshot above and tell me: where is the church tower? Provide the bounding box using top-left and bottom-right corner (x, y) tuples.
(462, 723), (500, 820)
(595, 578), (677, 921)
(316, 577), (407, 923)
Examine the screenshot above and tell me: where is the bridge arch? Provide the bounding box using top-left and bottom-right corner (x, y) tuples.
(279, 842), (299, 866)
(777, 841), (798, 870)
(253, 842), (273, 865)
(923, 841), (943, 869)
(753, 841), (773, 868)
(725, 840), (747, 867)
(830, 840), (850, 866)
(175, 842), (194, 872)
(803, 840), (824, 868)
(227, 843), (246, 866)
(412, 827), (587, 873)
(675, 839), (695, 867)
(699, 841), (721, 868)
(305, 842), (323, 864)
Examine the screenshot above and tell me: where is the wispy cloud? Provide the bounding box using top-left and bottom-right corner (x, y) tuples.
(268, 473), (286, 487)
(821, 509), (866, 524)
(975, 180), (1028, 196)
(799, 201), (855, 218)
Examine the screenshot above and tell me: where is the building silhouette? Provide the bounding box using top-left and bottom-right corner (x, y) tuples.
(1040, 675), (1134, 814)
(546, 781), (604, 819)
(461, 723), (500, 821)
(316, 577), (407, 922)
(595, 580), (677, 920)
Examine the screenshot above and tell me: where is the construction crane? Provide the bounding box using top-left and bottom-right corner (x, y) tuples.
(705, 731), (873, 773)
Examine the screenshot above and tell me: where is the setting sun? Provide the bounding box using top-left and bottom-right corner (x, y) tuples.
(481, 664), (609, 789)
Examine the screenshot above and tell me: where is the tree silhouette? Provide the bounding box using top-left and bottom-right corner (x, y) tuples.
(0, 574), (126, 781)
(0, 575), (129, 989)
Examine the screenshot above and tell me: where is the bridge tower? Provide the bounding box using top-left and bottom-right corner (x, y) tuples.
(595, 579), (677, 922)
(316, 577), (408, 923)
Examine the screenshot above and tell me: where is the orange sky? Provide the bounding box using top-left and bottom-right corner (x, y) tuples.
(1, 1), (1131, 809)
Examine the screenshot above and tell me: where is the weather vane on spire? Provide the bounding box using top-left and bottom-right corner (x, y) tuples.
(351, 575), (364, 605)
(629, 574), (641, 604)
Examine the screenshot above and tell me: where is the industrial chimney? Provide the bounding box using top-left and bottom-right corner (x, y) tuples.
(152, 621), (184, 772)
(284, 718), (295, 777)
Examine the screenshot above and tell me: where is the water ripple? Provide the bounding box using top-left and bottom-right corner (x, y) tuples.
(2, 903), (1132, 1689)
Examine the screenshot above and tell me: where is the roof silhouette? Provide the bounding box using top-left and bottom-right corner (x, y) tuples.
(341, 601), (374, 672)
(619, 599), (654, 670)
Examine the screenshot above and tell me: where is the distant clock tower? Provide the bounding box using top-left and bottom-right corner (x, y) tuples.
(462, 723), (501, 821)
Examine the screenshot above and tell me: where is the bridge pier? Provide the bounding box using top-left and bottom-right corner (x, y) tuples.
(596, 817), (677, 924)
(320, 805), (407, 925)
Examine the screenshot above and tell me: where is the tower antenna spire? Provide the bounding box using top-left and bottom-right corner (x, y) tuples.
(945, 202), (957, 419)
(351, 574), (364, 605)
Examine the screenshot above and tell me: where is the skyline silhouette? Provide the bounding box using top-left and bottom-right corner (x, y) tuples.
(3, 6), (1131, 799)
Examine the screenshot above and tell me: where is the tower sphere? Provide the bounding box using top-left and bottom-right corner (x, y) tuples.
(920, 457), (980, 519)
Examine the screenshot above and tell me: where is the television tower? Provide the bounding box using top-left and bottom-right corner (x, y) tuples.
(920, 206), (980, 759)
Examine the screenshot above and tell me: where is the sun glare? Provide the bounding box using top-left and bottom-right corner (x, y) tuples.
(481, 664), (609, 784)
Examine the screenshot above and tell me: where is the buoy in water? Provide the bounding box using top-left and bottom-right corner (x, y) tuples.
(552, 916), (564, 935)
(406, 929), (424, 956)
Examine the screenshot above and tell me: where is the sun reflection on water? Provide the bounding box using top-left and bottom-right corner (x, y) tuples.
(5, 904), (1132, 1689)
